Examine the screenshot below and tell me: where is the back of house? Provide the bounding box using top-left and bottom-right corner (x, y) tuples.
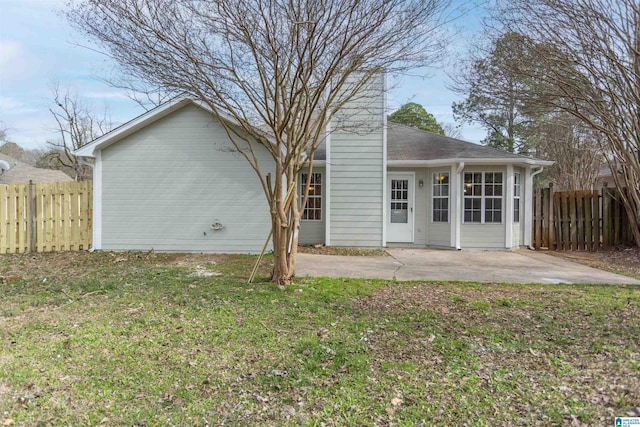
(76, 78), (552, 253)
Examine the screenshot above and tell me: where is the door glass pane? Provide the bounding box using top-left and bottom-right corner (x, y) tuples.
(391, 179), (409, 223)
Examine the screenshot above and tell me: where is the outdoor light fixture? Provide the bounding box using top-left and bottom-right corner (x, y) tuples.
(418, 179), (424, 188)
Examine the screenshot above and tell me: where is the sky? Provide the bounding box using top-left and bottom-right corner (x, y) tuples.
(0, 0), (486, 151)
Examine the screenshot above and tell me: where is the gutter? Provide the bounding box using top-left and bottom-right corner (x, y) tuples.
(528, 166), (545, 250)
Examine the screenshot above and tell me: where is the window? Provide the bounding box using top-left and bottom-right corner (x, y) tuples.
(390, 179), (409, 223)
(513, 172), (521, 223)
(463, 172), (503, 223)
(301, 173), (322, 221)
(432, 172), (449, 222)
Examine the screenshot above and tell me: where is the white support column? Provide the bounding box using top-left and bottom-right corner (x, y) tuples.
(381, 74), (388, 247)
(92, 151), (103, 250)
(505, 164), (514, 249)
(449, 164), (456, 248)
(454, 162), (464, 250)
(324, 124), (331, 246)
(523, 166), (534, 247)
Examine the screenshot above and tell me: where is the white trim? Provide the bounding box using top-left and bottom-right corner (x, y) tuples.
(387, 171), (415, 243)
(462, 170), (505, 224)
(430, 170), (451, 224)
(300, 171), (323, 222)
(388, 158), (554, 167)
(75, 97), (276, 158)
(505, 165), (514, 248)
(75, 97), (193, 157)
(324, 122), (331, 246)
(92, 151), (103, 249)
(454, 162), (464, 249)
(381, 73), (388, 247)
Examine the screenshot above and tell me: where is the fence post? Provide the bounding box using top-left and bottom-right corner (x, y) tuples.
(29, 180), (36, 253)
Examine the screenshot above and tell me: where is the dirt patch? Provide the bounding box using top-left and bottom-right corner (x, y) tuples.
(545, 246), (640, 279)
(0, 251), (239, 282)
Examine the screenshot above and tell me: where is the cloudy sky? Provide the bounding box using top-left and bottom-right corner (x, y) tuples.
(0, 0), (485, 150)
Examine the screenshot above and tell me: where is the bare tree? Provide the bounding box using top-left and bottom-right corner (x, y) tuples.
(450, 32), (538, 154)
(67, 0), (451, 284)
(530, 113), (603, 191)
(46, 84), (111, 181)
(96, 73), (173, 111)
(442, 122), (463, 139)
(494, 0), (640, 244)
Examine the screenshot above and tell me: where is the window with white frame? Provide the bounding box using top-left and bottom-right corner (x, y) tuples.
(513, 172), (521, 223)
(300, 172), (322, 221)
(463, 172), (503, 223)
(432, 172), (449, 222)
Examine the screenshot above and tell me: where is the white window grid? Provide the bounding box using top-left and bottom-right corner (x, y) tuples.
(463, 172), (503, 223)
(432, 172), (449, 223)
(301, 172), (322, 221)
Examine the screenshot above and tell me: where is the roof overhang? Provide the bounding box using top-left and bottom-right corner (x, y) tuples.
(75, 96), (195, 157)
(387, 158), (554, 168)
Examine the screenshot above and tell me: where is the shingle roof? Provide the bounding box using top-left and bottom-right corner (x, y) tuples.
(0, 153), (73, 185)
(313, 122), (546, 163)
(386, 122), (536, 161)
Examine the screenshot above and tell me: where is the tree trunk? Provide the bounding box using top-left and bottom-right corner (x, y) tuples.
(270, 212), (301, 285)
(269, 173), (301, 285)
(271, 214), (294, 285)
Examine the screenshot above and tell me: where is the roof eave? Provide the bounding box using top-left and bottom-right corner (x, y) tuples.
(74, 96), (195, 157)
(387, 158), (554, 167)
(74, 97), (264, 157)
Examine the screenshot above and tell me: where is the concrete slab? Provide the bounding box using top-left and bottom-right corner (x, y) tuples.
(296, 248), (640, 285)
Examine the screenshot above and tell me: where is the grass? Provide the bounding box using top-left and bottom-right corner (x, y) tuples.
(1, 251), (639, 426)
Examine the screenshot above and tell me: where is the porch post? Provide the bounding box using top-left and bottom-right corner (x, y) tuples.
(523, 166), (534, 247)
(453, 162), (464, 250)
(505, 165), (514, 249)
(324, 122), (331, 246)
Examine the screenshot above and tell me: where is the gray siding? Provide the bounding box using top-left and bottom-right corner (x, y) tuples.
(428, 224), (451, 247)
(298, 166), (326, 245)
(329, 76), (385, 247)
(461, 224), (505, 248)
(460, 166), (507, 249)
(100, 104), (274, 253)
(512, 224), (521, 247)
(412, 169), (429, 245)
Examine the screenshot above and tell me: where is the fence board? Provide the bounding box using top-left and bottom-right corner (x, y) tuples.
(0, 181), (92, 253)
(591, 190), (598, 249)
(577, 194), (585, 250)
(533, 187), (634, 250)
(546, 185), (554, 249)
(534, 188), (541, 248)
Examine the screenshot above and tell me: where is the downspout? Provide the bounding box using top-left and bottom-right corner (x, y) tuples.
(530, 166), (545, 180)
(527, 166), (545, 250)
(454, 162), (464, 250)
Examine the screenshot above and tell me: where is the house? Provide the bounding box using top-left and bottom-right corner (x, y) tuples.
(0, 153), (73, 185)
(75, 80), (552, 253)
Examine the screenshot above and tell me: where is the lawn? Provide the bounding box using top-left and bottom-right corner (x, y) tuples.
(1, 251), (639, 426)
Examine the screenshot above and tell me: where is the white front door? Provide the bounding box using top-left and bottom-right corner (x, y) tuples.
(387, 173), (414, 243)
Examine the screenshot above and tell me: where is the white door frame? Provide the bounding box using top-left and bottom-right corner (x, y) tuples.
(387, 172), (415, 243)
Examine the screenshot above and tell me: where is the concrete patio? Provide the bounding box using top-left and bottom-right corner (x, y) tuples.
(296, 248), (640, 285)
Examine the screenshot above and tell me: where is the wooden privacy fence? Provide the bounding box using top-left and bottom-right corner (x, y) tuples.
(0, 181), (92, 253)
(533, 185), (635, 250)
